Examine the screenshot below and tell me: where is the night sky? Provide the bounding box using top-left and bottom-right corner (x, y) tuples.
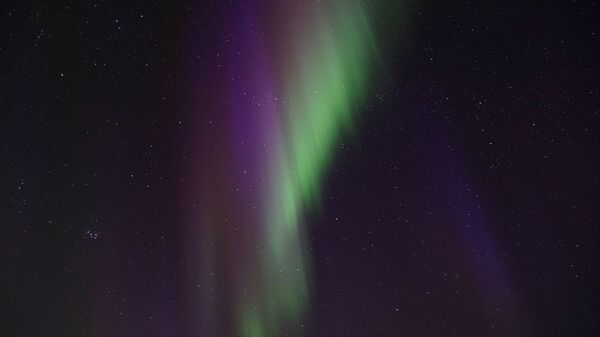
(2, 1), (599, 337)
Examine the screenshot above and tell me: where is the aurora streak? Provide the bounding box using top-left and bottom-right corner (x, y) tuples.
(195, 1), (379, 336)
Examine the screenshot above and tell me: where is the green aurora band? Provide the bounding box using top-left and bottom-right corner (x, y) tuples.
(237, 1), (378, 336)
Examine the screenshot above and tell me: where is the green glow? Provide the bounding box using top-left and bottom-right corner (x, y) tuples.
(239, 1), (378, 336)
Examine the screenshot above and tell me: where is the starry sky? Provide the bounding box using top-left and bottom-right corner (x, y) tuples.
(1, 1), (599, 337)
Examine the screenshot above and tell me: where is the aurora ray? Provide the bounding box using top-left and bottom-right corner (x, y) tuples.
(237, 2), (377, 335)
(195, 1), (380, 336)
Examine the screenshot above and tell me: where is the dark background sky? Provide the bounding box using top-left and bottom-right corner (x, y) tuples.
(1, 1), (599, 337)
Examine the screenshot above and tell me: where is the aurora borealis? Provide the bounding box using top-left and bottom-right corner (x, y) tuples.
(3, 1), (600, 337)
(198, 1), (379, 335)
